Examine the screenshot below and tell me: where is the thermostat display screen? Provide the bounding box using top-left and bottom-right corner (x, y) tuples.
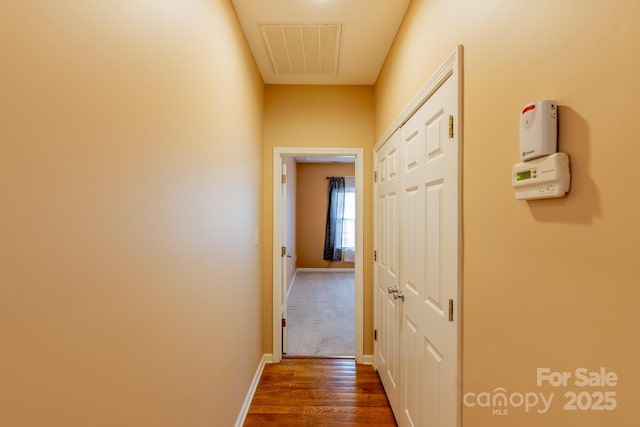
(516, 170), (532, 181)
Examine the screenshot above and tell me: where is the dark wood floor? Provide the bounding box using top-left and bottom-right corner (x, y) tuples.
(244, 358), (398, 426)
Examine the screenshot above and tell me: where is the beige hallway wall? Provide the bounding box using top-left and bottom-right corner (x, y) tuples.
(375, 1), (640, 426)
(0, 1), (264, 426)
(262, 85), (375, 354)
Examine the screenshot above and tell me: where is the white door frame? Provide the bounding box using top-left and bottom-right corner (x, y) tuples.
(272, 147), (365, 364)
(373, 45), (463, 424)
(280, 161), (288, 354)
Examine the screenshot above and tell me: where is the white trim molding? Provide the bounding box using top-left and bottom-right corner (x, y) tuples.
(234, 354), (273, 427)
(374, 45), (463, 151)
(361, 354), (375, 366)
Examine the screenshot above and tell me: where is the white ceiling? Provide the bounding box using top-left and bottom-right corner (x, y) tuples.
(231, 0), (411, 85)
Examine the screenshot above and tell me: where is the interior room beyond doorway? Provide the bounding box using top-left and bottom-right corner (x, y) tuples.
(284, 158), (355, 357)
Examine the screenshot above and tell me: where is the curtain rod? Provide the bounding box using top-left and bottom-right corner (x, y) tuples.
(325, 176), (355, 179)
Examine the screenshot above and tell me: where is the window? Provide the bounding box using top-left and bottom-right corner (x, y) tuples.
(342, 177), (356, 262)
(323, 176), (356, 263)
(342, 179), (355, 250)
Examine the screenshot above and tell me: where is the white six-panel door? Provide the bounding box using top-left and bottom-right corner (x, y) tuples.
(375, 130), (402, 414)
(399, 74), (459, 427)
(374, 48), (461, 427)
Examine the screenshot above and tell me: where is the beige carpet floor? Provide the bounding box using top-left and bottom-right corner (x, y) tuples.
(285, 271), (355, 357)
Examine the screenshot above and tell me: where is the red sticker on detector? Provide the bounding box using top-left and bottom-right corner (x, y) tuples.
(522, 104), (536, 115)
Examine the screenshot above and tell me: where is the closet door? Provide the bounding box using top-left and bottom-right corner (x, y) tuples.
(374, 130), (402, 415)
(399, 73), (460, 427)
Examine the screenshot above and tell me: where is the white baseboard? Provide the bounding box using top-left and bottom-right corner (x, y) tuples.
(361, 354), (374, 366)
(262, 353), (274, 364)
(234, 354), (273, 427)
(296, 267), (355, 273)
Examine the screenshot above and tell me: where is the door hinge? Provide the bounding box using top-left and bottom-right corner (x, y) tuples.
(282, 174), (287, 184)
(374, 171), (378, 182)
(282, 318), (287, 327)
(448, 299), (454, 322)
(281, 246), (286, 257)
(448, 115), (454, 138)
(374, 329), (378, 341)
(374, 250), (377, 261)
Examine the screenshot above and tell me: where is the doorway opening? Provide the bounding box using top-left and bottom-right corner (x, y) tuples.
(272, 147), (364, 363)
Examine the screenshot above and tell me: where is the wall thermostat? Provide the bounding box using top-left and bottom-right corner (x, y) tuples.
(520, 100), (557, 161)
(512, 152), (571, 200)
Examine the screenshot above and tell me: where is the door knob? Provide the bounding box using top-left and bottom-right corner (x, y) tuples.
(387, 286), (399, 294)
(392, 291), (405, 302)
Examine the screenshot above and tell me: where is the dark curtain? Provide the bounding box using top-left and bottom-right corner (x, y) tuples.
(323, 177), (346, 261)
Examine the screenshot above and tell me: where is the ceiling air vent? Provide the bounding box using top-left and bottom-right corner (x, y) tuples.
(259, 23), (342, 75)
